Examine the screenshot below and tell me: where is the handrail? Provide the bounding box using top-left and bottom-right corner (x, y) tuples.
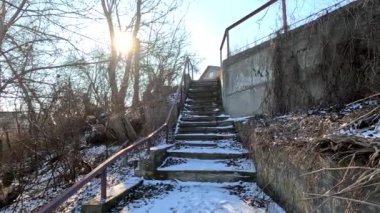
(219, 0), (287, 64)
(38, 57), (193, 212)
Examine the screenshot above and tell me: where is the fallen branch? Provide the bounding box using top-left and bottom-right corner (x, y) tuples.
(304, 193), (380, 208)
(301, 166), (377, 176)
(338, 106), (380, 130)
(346, 92), (380, 106)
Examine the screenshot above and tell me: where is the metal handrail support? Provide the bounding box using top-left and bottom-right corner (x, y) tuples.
(219, 0), (283, 65)
(39, 57), (194, 212)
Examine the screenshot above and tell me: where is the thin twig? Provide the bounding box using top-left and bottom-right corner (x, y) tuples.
(339, 106), (380, 130)
(346, 92), (380, 106)
(304, 193), (380, 208)
(301, 167), (377, 176)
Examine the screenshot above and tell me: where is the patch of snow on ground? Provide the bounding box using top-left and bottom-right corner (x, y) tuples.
(120, 181), (285, 213)
(338, 100), (380, 139)
(339, 120), (380, 139)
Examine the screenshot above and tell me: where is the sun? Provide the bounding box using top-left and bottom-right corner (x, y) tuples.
(113, 31), (133, 55)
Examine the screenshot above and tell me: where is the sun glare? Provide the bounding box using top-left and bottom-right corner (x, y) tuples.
(114, 31), (133, 55)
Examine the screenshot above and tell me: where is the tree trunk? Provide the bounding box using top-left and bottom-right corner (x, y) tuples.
(132, 38), (141, 107)
(131, 0), (142, 107)
(101, 0), (137, 141)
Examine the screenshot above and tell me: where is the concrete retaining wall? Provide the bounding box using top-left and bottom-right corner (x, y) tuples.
(235, 121), (380, 213)
(222, 0), (380, 117)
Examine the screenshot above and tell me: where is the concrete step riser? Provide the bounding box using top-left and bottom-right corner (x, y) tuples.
(190, 82), (218, 86)
(177, 127), (234, 133)
(175, 134), (236, 140)
(167, 151), (246, 159)
(153, 171), (256, 182)
(188, 89), (219, 94)
(178, 121), (234, 127)
(185, 106), (221, 110)
(187, 97), (220, 101)
(180, 117), (229, 122)
(184, 109), (222, 114)
(183, 112), (222, 116)
(187, 94), (219, 99)
(176, 142), (217, 147)
(185, 103), (222, 108)
(189, 86), (219, 91)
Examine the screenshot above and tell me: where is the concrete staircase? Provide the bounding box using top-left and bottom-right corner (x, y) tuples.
(154, 79), (255, 182)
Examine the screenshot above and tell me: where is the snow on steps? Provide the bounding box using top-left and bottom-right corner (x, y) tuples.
(176, 125), (235, 133)
(178, 120), (234, 127)
(175, 133), (237, 140)
(167, 146), (248, 159)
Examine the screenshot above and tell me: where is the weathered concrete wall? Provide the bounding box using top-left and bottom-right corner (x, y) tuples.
(222, 0), (380, 117)
(235, 121), (380, 213)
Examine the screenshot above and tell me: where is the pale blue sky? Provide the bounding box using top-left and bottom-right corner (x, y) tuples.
(185, 0), (266, 72)
(184, 0), (352, 74)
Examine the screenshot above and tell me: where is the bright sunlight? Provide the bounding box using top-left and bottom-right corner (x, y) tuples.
(113, 31), (133, 55)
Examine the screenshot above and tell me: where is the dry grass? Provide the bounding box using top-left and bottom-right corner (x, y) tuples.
(243, 97), (380, 211)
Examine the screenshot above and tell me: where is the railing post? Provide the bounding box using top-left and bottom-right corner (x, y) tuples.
(281, 0), (288, 32)
(226, 31), (230, 57)
(101, 170), (107, 202)
(165, 124), (169, 143)
(220, 50), (222, 67)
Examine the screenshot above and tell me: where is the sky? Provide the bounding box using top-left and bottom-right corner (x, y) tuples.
(184, 0), (265, 74)
(183, 0), (352, 76)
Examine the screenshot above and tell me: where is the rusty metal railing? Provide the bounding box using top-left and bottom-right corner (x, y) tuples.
(219, 0), (288, 64)
(38, 57), (194, 212)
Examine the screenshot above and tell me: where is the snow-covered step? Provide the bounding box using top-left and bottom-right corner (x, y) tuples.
(167, 146), (247, 159)
(188, 87), (219, 93)
(177, 126), (235, 134)
(155, 157), (255, 182)
(119, 181), (284, 212)
(178, 120), (234, 127)
(190, 80), (218, 86)
(184, 105), (221, 112)
(176, 140), (218, 147)
(186, 98), (221, 105)
(186, 97), (220, 103)
(182, 111), (223, 116)
(175, 133), (237, 141)
(187, 93), (219, 99)
(185, 102), (220, 107)
(158, 157), (255, 172)
(181, 115), (229, 122)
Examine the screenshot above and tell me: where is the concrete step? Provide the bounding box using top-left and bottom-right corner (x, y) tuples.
(186, 97), (221, 103)
(167, 148), (247, 159)
(178, 120), (234, 127)
(153, 170), (255, 182)
(177, 126), (235, 134)
(189, 85), (219, 90)
(155, 157), (255, 182)
(185, 103), (222, 109)
(190, 81), (218, 86)
(175, 133), (236, 140)
(175, 140), (218, 147)
(188, 88), (219, 93)
(187, 93), (219, 99)
(184, 105), (222, 112)
(189, 84), (220, 91)
(180, 115), (230, 122)
(183, 111), (222, 116)
(185, 99), (223, 108)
